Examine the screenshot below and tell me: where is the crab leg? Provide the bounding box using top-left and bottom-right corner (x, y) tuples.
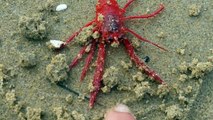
(62, 19), (95, 47)
(123, 0), (134, 11)
(123, 39), (165, 84)
(80, 42), (96, 81)
(123, 4), (164, 20)
(68, 45), (87, 69)
(124, 28), (167, 51)
(89, 43), (105, 108)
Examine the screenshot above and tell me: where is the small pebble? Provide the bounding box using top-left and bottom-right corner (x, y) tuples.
(143, 56), (150, 63)
(56, 4), (67, 11)
(50, 40), (64, 48)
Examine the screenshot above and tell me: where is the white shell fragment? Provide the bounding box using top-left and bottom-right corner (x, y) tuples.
(56, 4), (67, 11)
(50, 40), (64, 48)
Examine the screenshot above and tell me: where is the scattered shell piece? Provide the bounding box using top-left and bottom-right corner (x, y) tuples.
(56, 4), (67, 11)
(49, 40), (64, 49)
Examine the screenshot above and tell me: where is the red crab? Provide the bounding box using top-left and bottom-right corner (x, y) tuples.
(60, 0), (166, 108)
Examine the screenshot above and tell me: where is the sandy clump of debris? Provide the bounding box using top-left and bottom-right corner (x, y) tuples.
(19, 14), (48, 40)
(46, 54), (69, 83)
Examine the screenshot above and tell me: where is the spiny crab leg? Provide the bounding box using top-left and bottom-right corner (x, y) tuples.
(123, 39), (164, 84)
(123, 0), (134, 11)
(62, 19), (95, 47)
(123, 4), (164, 20)
(124, 28), (167, 51)
(68, 45), (87, 69)
(89, 43), (105, 108)
(80, 42), (96, 82)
